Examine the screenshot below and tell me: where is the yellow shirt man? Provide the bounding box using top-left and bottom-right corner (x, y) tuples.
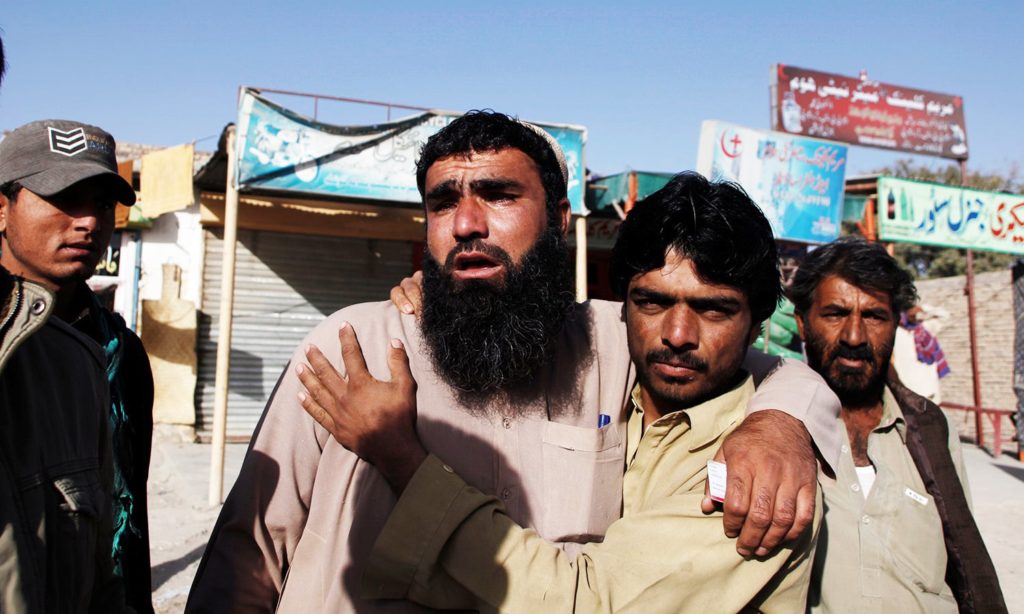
(365, 375), (821, 613)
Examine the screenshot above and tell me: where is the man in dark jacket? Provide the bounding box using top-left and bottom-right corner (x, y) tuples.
(0, 119), (154, 613)
(790, 237), (1006, 613)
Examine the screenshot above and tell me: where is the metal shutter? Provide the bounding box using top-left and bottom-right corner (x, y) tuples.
(196, 228), (414, 439)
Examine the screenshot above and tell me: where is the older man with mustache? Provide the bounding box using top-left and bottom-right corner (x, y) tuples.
(790, 237), (1006, 613)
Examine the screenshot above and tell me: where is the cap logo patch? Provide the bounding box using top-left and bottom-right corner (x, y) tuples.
(48, 126), (88, 157)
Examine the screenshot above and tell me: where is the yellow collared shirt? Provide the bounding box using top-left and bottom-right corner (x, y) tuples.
(365, 374), (821, 613)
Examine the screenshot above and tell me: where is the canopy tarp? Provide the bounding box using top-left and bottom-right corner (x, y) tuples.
(586, 171), (674, 215)
(229, 88), (589, 214)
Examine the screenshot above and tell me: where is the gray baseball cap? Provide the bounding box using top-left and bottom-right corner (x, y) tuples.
(0, 119), (136, 205)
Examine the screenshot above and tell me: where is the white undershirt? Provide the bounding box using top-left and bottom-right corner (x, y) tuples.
(855, 465), (877, 498)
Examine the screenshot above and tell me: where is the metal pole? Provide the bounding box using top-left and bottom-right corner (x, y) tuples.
(209, 125), (241, 505)
(1012, 260), (1024, 462)
(966, 248), (983, 446)
(865, 196), (877, 241)
(129, 230), (143, 331)
(966, 247), (984, 445)
(961, 158), (984, 446)
(575, 216), (588, 302)
(248, 86), (430, 113)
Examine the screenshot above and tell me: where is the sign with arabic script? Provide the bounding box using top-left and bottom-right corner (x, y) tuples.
(235, 89), (589, 214)
(771, 65), (968, 160)
(94, 231), (122, 277)
(695, 120), (848, 244)
(877, 177), (1024, 255)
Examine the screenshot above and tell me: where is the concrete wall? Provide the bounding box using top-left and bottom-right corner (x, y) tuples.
(138, 204), (205, 306)
(915, 269), (1015, 411)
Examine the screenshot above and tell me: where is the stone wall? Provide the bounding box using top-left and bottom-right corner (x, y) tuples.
(915, 269), (1015, 411)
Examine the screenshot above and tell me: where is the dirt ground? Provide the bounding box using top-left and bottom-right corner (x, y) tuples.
(147, 428), (246, 613)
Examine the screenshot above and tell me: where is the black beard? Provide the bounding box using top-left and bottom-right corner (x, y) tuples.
(804, 334), (890, 408)
(420, 227), (575, 395)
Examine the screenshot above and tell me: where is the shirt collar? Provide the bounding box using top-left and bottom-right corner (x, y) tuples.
(630, 372), (754, 452)
(877, 386), (907, 442)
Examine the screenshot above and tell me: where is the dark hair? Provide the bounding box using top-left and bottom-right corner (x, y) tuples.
(789, 236), (918, 316)
(416, 110), (566, 223)
(0, 181), (21, 202)
(610, 172), (782, 323)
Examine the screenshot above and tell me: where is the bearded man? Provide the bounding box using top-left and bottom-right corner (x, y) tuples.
(188, 111), (841, 613)
(790, 237), (1006, 613)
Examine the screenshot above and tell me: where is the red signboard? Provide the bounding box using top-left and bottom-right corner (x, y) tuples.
(771, 64), (968, 160)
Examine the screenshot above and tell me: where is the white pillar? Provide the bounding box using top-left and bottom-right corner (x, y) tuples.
(208, 125), (240, 506)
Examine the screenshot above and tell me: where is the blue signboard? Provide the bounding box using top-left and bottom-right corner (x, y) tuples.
(235, 89), (588, 214)
(695, 120), (849, 243)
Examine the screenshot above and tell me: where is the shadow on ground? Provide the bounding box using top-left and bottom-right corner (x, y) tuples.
(152, 544), (205, 591)
(995, 464), (1024, 484)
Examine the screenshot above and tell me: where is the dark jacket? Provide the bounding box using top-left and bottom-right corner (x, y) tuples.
(0, 268), (130, 613)
(74, 287), (154, 614)
(890, 374), (1008, 614)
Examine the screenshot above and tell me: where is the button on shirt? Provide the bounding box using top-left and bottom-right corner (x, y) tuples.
(810, 387), (969, 613)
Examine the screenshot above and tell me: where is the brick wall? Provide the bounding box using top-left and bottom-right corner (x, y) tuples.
(915, 270), (1015, 411)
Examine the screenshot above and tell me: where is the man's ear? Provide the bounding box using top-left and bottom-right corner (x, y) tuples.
(795, 311), (806, 340)
(748, 321), (763, 346)
(557, 197), (571, 236)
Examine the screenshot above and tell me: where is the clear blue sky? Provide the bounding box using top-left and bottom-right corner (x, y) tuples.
(2, 0), (1022, 179)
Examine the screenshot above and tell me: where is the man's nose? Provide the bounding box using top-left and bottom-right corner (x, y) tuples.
(662, 307), (699, 351)
(70, 201), (105, 233)
(452, 198), (488, 241)
(839, 315), (867, 346)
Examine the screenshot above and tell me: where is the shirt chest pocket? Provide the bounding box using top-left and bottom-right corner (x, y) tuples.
(49, 468), (105, 604)
(886, 485), (949, 595)
(539, 421), (624, 544)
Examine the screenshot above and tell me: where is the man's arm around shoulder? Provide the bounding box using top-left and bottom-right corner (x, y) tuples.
(715, 354), (839, 556)
(743, 352), (842, 471)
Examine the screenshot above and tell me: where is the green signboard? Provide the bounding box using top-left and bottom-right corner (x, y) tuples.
(877, 176), (1024, 256)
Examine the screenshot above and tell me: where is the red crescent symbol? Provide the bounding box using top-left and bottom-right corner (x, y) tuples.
(720, 130), (741, 159)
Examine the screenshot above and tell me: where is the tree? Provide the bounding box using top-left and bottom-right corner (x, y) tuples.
(864, 160), (1021, 279)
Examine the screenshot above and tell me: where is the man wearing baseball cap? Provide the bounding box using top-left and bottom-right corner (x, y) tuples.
(0, 119), (152, 613)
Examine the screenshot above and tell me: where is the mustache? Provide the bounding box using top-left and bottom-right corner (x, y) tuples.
(646, 349), (708, 372)
(830, 344), (875, 363)
(443, 240), (513, 272)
